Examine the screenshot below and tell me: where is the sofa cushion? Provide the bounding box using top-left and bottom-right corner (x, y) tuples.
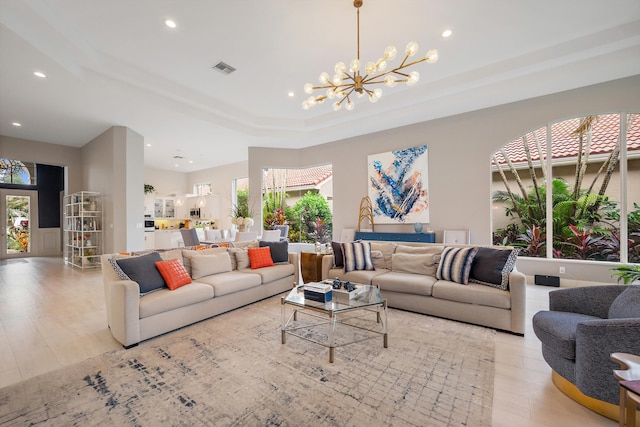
(155, 258), (192, 290)
(342, 241), (374, 272)
(469, 247), (518, 291)
(181, 247), (228, 276)
(195, 271), (262, 297)
(395, 244), (444, 255)
(370, 242), (397, 270)
(532, 311), (602, 360)
(259, 240), (289, 263)
(239, 263), (295, 284)
(115, 252), (166, 295)
(373, 271), (436, 296)
(139, 282), (214, 318)
(391, 253), (438, 276)
(158, 248), (184, 265)
(609, 286), (640, 319)
(331, 241), (344, 268)
(229, 248), (252, 270)
(248, 247), (275, 269)
(436, 246), (479, 284)
(190, 252), (232, 280)
(371, 250), (386, 270)
(432, 281), (512, 309)
(327, 268), (388, 285)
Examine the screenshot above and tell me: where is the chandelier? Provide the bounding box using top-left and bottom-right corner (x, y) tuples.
(302, 0), (438, 112)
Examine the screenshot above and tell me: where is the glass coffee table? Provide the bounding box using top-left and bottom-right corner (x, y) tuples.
(280, 283), (388, 363)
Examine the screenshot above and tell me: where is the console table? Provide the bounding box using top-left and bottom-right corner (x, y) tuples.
(354, 231), (436, 243)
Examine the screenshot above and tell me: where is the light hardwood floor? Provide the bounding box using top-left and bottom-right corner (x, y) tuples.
(0, 257), (616, 426)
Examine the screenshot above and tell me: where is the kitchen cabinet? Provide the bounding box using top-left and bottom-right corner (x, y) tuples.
(154, 230), (183, 249)
(63, 191), (103, 269)
(144, 232), (155, 250)
(154, 198), (175, 218)
(185, 195), (221, 219)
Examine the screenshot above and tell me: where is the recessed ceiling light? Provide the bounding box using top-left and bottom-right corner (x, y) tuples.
(288, 91), (295, 97)
(441, 29), (453, 38)
(146, 143), (152, 147)
(174, 163), (179, 167)
(34, 71), (46, 78)
(165, 19), (176, 28)
(189, 160), (194, 164)
(12, 122), (22, 127)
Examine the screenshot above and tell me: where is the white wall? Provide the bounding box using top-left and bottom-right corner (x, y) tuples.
(248, 75), (640, 284)
(144, 167), (189, 197)
(82, 126), (145, 252)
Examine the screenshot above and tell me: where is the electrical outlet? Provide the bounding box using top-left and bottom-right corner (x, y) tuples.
(559, 266), (565, 274)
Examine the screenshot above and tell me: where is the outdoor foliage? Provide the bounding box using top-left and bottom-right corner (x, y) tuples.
(292, 191), (333, 244)
(492, 114), (640, 262)
(6, 195), (30, 252)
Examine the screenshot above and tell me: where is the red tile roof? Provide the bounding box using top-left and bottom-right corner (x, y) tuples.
(263, 165), (333, 191)
(493, 113), (640, 165)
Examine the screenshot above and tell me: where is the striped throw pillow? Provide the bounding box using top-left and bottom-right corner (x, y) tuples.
(436, 246), (479, 284)
(341, 241), (374, 272)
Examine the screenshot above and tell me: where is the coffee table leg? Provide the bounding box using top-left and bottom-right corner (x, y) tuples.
(280, 297), (286, 344)
(329, 313), (337, 363)
(383, 300), (388, 348)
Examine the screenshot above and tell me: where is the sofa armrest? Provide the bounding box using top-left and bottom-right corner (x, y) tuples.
(549, 285), (628, 318)
(508, 270), (527, 335)
(575, 318), (640, 403)
(321, 255), (335, 281)
(108, 280), (142, 347)
(288, 252), (300, 286)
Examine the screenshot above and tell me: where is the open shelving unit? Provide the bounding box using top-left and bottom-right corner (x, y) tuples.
(63, 191), (103, 269)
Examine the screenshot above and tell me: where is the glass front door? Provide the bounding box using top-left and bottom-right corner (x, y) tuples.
(1, 190), (35, 259)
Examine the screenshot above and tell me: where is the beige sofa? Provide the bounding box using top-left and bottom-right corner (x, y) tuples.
(321, 241), (526, 335)
(101, 245), (299, 347)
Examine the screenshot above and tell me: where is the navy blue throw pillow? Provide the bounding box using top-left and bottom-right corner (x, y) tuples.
(115, 252), (166, 295)
(259, 240), (289, 263)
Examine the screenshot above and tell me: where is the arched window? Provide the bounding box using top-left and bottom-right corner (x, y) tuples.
(492, 113), (640, 263)
(0, 158), (35, 185)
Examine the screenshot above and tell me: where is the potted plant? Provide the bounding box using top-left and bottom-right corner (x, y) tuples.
(231, 203), (254, 232)
(610, 265), (640, 284)
(144, 184), (155, 195)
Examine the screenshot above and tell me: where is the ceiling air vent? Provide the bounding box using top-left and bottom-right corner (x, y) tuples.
(212, 61), (236, 75)
(173, 155), (184, 159)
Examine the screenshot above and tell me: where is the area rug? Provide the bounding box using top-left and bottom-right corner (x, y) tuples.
(0, 296), (495, 426)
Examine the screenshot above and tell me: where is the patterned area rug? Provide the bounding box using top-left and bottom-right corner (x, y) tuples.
(0, 296), (495, 426)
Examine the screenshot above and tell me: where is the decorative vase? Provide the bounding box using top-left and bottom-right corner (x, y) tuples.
(414, 222), (423, 233)
(238, 224), (248, 232)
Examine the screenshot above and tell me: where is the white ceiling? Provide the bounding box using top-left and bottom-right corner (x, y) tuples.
(1, 0), (639, 172)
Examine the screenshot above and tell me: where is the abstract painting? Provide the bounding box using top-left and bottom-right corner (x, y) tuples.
(367, 145), (429, 224)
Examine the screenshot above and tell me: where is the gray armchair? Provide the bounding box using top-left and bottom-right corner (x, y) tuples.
(533, 285), (640, 408)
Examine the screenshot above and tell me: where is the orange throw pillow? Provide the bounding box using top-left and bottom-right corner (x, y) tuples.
(155, 258), (192, 290)
(248, 247), (275, 269)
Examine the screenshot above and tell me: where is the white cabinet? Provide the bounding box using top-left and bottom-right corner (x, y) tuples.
(63, 191), (103, 269)
(154, 230), (182, 249)
(144, 195), (155, 214)
(144, 232), (155, 250)
(154, 198), (175, 218)
(185, 195), (220, 219)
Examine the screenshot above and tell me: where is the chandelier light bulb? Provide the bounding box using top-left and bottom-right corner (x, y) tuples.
(374, 88), (382, 99)
(369, 93), (378, 103)
(384, 75), (397, 87)
(345, 100), (355, 111)
(332, 74), (343, 85)
(326, 88), (336, 99)
(332, 101), (342, 111)
(377, 60), (387, 71)
(407, 71), (420, 85)
(335, 62), (347, 74)
(384, 46), (397, 60)
(405, 41), (419, 56)
(304, 83), (314, 94)
(356, 91), (365, 98)
(426, 49), (439, 63)
(302, 101), (310, 110)
(349, 58), (360, 73)
(308, 96), (317, 105)
(319, 72), (330, 84)
(365, 62), (377, 74)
